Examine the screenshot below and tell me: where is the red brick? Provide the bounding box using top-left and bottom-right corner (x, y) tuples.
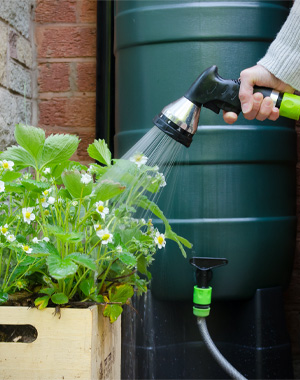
(77, 62), (96, 92)
(39, 97), (96, 128)
(78, 0), (97, 23)
(35, 0), (77, 23)
(36, 26), (96, 58)
(38, 63), (70, 92)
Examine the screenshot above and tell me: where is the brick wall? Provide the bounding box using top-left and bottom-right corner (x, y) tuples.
(0, 0), (36, 149)
(34, 0), (97, 164)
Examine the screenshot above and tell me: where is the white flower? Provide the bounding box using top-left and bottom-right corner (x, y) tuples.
(97, 228), (113, 244)
(57, 197), (63, 203)
(0, 181), (5, 193)
(0, 224), (8, 236)
(40, 176), (47, 182)
(157, 172), (166, 187)
(7, 234), (16, 242)
(154, 231), (166, 249)
(32, 237), (40, 244)
(130, 153), (148, 168)
(0, 160), (14, 171)
(22, 207), (36, 224)
(43, 188), (52, 196)
(48, 196), (55, 205)
(95, 201), (109, 218)
(81, 173), (93, 185)
(40, 197), (49, 208)
(22, 244), (32, 254)
(116, 245), (123, 253)
(43, 168), (51, 174)
(42, 237), (50, 242)
(94, 223), (102, 235)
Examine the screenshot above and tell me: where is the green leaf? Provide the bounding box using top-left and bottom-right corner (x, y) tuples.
(14, 124), (45, 161)
(101, 159), (137, 186)
(61, 170), (93, 199)
(90, 294), (105, 303)
(92, 179), (126, 203)
(21, 179), (51, 193)
(30, 241), (59, 257)
(40, 133), (79, 168)
(87, 139), (111, 166)
(79, 278), (94, 297)
(50, 161), (70, 180)
(137, 196), (171, 229)
(68, 252), (97, 271)
(47, 224), (84, 244)
(88, 164), (108, 178)
(39, 288), (55, 296)
(119, 252), (137, 267)
(109, 284), (134, 304)
(0, 145), (36, 168)
(57, 188), (72, 200)
(115, 227), (143, 245)
(3, 182), (25, 193)
(46, 255), (78, 280)
(35, 295), (50, 310)
(0, 291), (8, 304)
(0, 171), (22, 182)
(103, 304), (123, 323)
(51, 292), (69, 305)
(16, 234), (28, 244)
(137, 255), (152, 279)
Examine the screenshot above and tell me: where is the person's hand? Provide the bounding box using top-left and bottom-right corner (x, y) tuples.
(223, 65), (294, 124)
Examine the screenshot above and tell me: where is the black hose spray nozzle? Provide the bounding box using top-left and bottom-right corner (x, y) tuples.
(190, 257), (228, 317)
(153, 65), (290, 147)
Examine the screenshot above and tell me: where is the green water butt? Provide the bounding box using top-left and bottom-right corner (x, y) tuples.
(114, 0), (296, 300)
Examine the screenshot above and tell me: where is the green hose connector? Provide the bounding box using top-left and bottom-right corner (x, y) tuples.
(279, 93), (300, 120)
(193, 285), (212, 317)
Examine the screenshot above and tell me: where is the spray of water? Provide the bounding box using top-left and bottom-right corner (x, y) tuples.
(120, 126), (187, 221)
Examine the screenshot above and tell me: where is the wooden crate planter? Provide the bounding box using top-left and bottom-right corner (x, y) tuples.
(0, 306), (121, 380)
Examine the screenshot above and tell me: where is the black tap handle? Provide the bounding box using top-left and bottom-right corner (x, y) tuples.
(190, 257), (228, 271)
(184, 65), (276, 115)
(190, 257), (228, 288)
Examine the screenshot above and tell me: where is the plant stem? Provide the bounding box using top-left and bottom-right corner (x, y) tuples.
(98, 258), (116, 295)
(68, 268), (89, 300)
(0, 249), (3, 279)
(2, 250), (13, 289)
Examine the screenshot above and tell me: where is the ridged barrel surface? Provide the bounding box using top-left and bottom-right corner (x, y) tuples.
(114, 0), (296, 300)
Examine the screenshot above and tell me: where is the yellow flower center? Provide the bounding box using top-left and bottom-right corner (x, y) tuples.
(25, 212), (31, 219)
(1, 227), (7, 234)
(44, 190), (49, 195)
(44, 210), (50, 216)
(23, 245), (29, 251)
(96, 225), (102, 231)
(98, 205), (104, 212)
(3, 162), (9, 169)
(102, 234), (110, 241)
(41, 197), (46, 203)
(135, 155), (142, 162)
(157, 236), (164, 245)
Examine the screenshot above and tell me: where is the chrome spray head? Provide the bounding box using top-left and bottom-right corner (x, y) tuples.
(153, 97), (200, 148)
(153, 66), (242, 147)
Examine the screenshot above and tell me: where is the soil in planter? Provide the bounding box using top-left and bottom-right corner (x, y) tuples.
(0, 324), (37, 343)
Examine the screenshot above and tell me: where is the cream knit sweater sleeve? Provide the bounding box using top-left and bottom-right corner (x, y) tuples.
(258, 0), (300, 91)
